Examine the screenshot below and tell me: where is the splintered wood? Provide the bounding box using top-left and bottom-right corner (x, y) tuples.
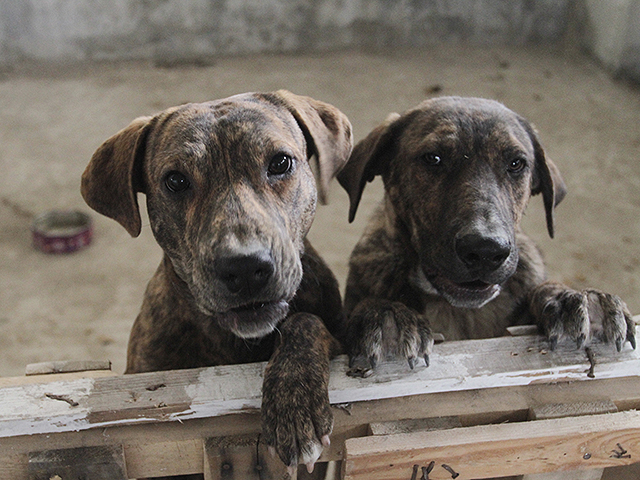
(0, 326), (639, 479)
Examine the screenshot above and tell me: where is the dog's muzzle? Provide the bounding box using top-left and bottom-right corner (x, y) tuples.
(425, 233), (517, 309)
(211, 251), (290, 337)
(216, 300), (290, 339)
(428, 274), (502, 309)
(189, 245), (301, 338)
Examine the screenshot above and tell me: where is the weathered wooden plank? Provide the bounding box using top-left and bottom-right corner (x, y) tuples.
(0, 369), (117, 388)
(506, 325), (540, 336)
(125, 439), (204, 479)
(25, 360), (112, 376)
(1, 332), (638, 439)
(524, 472), (604, 480)
(523, 402), (616, 480)
(369, 416), (462, 436)
(0, 362), (264, 438)
(0, 326), (638, 478)
(333, 332), (639, 405)
(1, 375), (640, 478)
(28, 445), (126, 480)
(530, 401), (618, 420)
(342, 410), (640, 480)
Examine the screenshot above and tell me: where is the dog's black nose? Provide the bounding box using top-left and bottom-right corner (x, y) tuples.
(455, 234), (511, 273)
(216, 252), (275, 295)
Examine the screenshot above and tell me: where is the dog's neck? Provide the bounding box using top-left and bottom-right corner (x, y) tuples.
(160, 255), (198, 303)
(381, 195), (420, 259)
(379, 196), (401, 236)
(377, 196), (440, 298)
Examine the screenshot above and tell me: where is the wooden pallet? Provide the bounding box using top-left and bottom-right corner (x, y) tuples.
(1, 321), (639, 479)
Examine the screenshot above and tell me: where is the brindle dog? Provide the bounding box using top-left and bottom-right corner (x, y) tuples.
(338, 96), (635, 376)
(81, 90), (353, 474)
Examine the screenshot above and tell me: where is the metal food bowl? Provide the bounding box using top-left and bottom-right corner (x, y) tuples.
(32, 210), (93, 254)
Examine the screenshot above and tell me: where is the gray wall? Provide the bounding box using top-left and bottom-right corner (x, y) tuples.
(581, 0), (640, 83)
(0, 0), (570, 67)
(2, 0), (640, 83)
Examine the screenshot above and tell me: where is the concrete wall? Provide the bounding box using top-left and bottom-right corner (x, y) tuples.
(617, 0), (640, 82)
(0, 0), (571, 67)
(4, 0), (640, 84)
(580, 0), (640, 83)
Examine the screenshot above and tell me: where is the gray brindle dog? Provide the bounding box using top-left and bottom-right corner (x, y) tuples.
(338, 96), (635, 376)
(82, 90), (352, 474)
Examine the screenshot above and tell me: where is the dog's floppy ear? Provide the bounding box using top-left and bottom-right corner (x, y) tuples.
(526, 124), (567, 238)
(271, 90), (353, 204)
(337, 113), (401, 222)
(81, 116), (152, 237)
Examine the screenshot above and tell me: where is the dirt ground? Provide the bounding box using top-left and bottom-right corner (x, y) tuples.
(1, 45), (639, 378)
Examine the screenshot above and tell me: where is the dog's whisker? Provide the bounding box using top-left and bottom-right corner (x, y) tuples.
(273, 325), (283, 341)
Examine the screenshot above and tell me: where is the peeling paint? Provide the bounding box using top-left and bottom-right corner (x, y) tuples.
(1, 335), (639, 439)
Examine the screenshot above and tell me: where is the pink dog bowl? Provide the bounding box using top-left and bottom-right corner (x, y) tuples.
(32, 210), (93, 254)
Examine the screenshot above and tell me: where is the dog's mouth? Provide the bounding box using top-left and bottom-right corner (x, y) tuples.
(429, 274), (501, 309)
(216, 300), (290, 339)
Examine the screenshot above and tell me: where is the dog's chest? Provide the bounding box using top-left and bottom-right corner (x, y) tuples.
(422, 293), (518, 341)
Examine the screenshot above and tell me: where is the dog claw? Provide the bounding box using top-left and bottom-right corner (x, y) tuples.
(424, 354), (430, 368)
(347, 355), (375, 377)
(321, 435), (331, 448)
(369, 355), (378, 369)
(347, 366), (373, 378)
(549, 335), (558, 351)
(616, 338), (623, 352)
(306, 462), (315, 474)
(629, 333), (636, 350)
(407, 356), (417, 370)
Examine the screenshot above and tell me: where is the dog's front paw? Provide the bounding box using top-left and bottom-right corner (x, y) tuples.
(530, 281), (636, 351)
(261, 361), (332, 475)
(261, 314), (334, 474)
(346, 298), (433, 377)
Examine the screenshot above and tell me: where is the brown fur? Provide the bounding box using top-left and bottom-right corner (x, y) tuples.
(338, 96), (635, 376)
(81, 90), (352, 472)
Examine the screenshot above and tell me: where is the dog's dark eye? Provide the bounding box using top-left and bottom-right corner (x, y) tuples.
(507, 157), (527, 174)
(164, 171), (190, 193)
(268, 154), (294, 176)
(423, 153), (442, 166)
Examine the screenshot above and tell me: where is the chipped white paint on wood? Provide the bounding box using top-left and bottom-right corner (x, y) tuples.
(0, 378), (94, 436)
(0, 327), (638, 439)
(327, 333), (640, 405)
(179, 363), (265, 421)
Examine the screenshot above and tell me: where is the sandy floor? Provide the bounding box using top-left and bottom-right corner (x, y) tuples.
(1, 45), (639, 377)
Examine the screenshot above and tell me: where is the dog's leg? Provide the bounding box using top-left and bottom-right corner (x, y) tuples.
(345, 298), (434, 378)
(529, 280), (636, 351)
(261, 312), (340, 473)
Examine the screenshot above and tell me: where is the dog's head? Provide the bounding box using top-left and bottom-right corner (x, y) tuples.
(339, 96), (566, 309)
(82, 90), (352, 338)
